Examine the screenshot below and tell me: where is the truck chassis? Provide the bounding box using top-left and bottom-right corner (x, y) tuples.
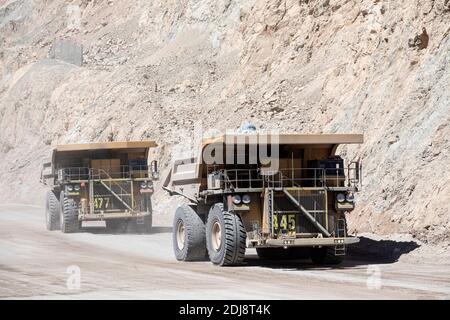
(164, 133), (363, 266)
(42, 141), (158, 233)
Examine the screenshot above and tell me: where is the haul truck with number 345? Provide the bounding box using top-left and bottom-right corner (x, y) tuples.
(163, 134), (363, 265)
(41, 141), (159, 233)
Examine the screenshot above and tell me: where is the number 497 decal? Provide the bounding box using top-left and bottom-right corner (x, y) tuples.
(273, 214), (296, 230)
(94, 197), (110, 210)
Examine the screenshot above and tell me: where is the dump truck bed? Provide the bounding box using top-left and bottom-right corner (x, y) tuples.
(54, 141), (157, 152)
(163, 133), (363, 201)
(201, 133), (363, 146)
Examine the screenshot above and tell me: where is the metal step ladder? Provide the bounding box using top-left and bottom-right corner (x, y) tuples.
(335, 244), (346, 256)
(96, 169), (133, 212)
(99, 181), (133, 211)
(268, 188), (274, 234)
(335, 218), (347, 256)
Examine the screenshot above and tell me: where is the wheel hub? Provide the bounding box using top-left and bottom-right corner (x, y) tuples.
(176, 220), (185, 250)
(59, 203), (64, 229)
(211, 221), (222, 251)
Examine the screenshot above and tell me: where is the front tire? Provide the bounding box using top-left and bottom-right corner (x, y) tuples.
(172, 205), (207, 261)
(45, 191), (60, 231)
(60, 192), (80, 233)
(206, 203), (246, 266)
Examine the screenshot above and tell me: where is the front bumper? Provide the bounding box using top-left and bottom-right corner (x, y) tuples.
(79, 211), (151, 221)
(250, 237), (359, 248)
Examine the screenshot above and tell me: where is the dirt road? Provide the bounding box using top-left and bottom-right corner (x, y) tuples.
(1, 204), (449, 299)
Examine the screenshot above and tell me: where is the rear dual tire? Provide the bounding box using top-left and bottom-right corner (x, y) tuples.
(172, 203), (247, 266)
(60, 192), (80, 233)
(45, 191), (60, 231)
(206, 204), (246, 266)
(173, 205), (207, 261)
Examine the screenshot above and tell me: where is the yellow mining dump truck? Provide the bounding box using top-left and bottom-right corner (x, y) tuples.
(163, 133), (363, 266)
(41, 141), (159, 233)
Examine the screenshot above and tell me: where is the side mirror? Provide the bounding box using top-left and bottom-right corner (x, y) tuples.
(40, 162), (53, 185)
(151, 160), (159, 179)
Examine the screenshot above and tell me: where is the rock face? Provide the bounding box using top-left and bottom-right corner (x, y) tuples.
(0, 0), (449, 244)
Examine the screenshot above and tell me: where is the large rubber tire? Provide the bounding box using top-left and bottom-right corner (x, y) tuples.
(172, 205), (207, 261)
(60, 192), (80, 233)
(206, 203), (246, 266)
(310, 247), (344, 265)
(45, 191), (60, 231)
(256, 248), (290, 260)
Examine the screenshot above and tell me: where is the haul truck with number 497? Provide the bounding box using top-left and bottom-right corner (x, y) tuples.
(41, 141), (159, 233)
(163, 134), (363, 266)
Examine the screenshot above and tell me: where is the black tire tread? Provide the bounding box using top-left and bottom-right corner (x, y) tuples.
(173, 205), (207, 261)
(207, 203), (246, 266)
(45, 191), (60, 231)
(61, 193), (80, 233)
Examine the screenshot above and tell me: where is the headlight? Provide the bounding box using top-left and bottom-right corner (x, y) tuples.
(232, 195), (241, 204)
(336, 193), (345, 203)
(242, 194), (251, 204)
(74, 185), (80, 191)
(346, 192), (354, 202)
(140, 181), (147, 189)
(67, 185), (74, 192)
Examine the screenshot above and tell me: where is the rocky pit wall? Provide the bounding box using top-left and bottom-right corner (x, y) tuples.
(0, 0), (449, 245)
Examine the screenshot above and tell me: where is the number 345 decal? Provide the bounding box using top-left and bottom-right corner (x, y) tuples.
(273, 214), (296, 230)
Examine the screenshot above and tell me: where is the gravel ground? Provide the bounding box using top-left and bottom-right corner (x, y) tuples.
(1, 204), (449, 300)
